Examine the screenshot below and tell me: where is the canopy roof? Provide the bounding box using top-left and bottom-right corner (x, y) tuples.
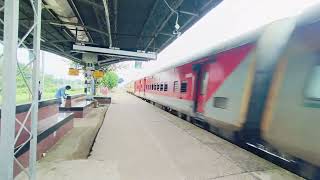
(0, 0), (222, 65)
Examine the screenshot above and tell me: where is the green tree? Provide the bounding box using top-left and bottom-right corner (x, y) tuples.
(100, 71), (119, 89)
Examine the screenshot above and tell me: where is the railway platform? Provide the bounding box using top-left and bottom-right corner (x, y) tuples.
(90, 91), (302, 180)
(18, 91), (303, 180)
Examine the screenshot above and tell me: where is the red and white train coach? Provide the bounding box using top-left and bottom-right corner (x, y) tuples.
(129, 5), (320, 178)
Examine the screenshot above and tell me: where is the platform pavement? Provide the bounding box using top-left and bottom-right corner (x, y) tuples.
(88, 91), (303, 180)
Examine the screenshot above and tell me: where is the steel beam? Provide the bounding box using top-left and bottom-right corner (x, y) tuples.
(0, 0), (19, 179)
(99, 59), (133, 67)
(19, 9), (69, 51)
(98, 57), (121, 64)
(29, 0), (42, 178)
(38, 2), (73, 41)
(136, 0), (161, 48)
(67, 0), (94, 43)
(113, 0), (118, 33)
(158, 0), (221, 51)
(93, 7), (107, 46)
(113, 0), (118, 46)
(102, 0), (112, 47)
(49, 21), (110, 39)
(159, 32), (174, 37)
(144, 0), (185, 51)
(178, 10), (199, 17)
(75, 0), (103, 10)
(73, 44), (157, 60)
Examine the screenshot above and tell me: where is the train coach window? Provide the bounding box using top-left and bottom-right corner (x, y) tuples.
(305, 66), (320, 100)
(157, 84), (160, 91)
(173, 81), (179, 92)
(160, 84), (164, 91)
(180, 81), (188, 93)
(152, 84), (154, 90)
(201, 72), (209, 95)
(213, 97), (228, 109)
(164, 84), (168, 91)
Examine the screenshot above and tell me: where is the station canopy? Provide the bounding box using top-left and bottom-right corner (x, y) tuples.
(1, 0), (222, 67)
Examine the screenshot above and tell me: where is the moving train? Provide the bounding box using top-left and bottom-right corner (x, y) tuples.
(127, 5), (320, 179)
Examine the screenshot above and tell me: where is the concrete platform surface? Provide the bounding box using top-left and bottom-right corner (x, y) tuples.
(88, 92), (302, 180)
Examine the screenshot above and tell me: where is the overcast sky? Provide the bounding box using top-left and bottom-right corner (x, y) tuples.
(3, 0), (319, 83)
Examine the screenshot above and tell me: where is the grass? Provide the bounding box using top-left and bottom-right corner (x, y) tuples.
(1, 88), (84, 105)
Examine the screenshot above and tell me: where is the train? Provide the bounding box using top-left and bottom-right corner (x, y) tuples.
(127, 4), (320, 179)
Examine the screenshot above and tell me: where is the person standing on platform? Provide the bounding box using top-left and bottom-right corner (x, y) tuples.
(55, 85), (71, 105)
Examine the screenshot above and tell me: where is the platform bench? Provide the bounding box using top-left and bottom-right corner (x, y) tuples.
(59, 100), (94, 118)
(13, 112), (74, 176)
(93, 96), (111, 105)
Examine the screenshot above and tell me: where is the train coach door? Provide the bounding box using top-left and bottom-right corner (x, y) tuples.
(193, 64), (209, 113)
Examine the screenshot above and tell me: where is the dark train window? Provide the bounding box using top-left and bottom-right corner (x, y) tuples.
(164, 84), (168, 91)
(213, 97), (228, 109)
(160, 84), (164, 91)
(157, 84), (160, 91)
(305, 66), (320, 100)
(180, 81), (188, 93)
(173, 81), (179, 92)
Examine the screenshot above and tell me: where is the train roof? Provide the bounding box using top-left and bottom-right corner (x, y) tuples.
(142, 3), (320, 79)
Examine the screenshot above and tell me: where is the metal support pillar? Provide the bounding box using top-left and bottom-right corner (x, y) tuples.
(83, 53), (97, 100)
(0, 0), (42, 179)
(0, 0), (19, 179)
(41, 51), (45, 93)
(29, 0), (42, 179)
(90, 77), (95, 97)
